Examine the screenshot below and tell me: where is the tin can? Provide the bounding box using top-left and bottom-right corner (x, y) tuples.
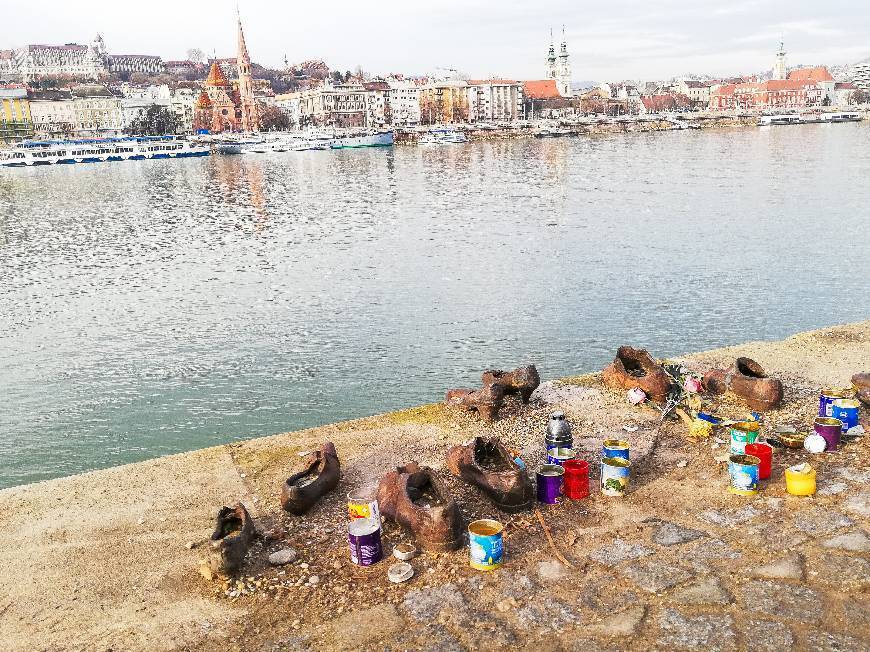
(347, 490), (380, 521)
(468, 519), (504, 571)
(819, 389), (847, 417)
(813, 416), (843, 451)
(785, 463), (816, 496)
(831, 399), (860, 434)
(602, 439), (630, 460)
(348, 518), (383, 566)
(600, 457), (631, 497)
(536, 464), (564, 504)
(729, 421), (760, 454)
(744, 442), (773, 480)
(562, 459), (589, 500)
(546, 447), (575, 465)
(728, 454), (760, 496)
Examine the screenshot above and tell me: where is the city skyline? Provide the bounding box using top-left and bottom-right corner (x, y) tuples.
(2, 0), (869, 81)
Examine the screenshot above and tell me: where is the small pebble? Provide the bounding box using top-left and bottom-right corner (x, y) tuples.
(300, 562), (309, 569)
(185, 541), (196, 550)
(308, 575), (320, 585)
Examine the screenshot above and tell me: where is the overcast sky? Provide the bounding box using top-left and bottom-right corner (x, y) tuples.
(3, 0), (868, 81)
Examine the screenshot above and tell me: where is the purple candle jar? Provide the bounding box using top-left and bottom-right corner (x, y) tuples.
(813, 417), (843, 451)
(348, 517), (383, 566)
(536, 464), (564, 504)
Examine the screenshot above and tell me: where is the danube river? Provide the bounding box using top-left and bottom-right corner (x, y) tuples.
(1, 123), (869, 488)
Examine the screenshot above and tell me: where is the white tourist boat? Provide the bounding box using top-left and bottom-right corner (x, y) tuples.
(215, 134), (266, 154)
(221, 129), (394, 155)
(0, 135), (209, 167)
(759, 111), (862, 127)
(330, 130), (394, 149)
(418, 128), (468, 145)
(758, 114), (804, 126)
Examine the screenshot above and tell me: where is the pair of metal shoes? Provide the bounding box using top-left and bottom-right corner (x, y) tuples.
(378, 437), (534, 552)
(208, 442), (340, 576)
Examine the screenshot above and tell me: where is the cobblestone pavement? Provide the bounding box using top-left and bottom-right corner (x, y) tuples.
(1, 323), (867, 651)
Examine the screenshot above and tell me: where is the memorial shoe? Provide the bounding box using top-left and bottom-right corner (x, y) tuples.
(376, 462), (462, 552)
(702, 357), (783, 411)
(446, 437), (534, 513)
(481, 364), (541, 403)
(601, 346), (673, 402)
(280, 442), (340, 515)
(206, 502), (256, 577)
(445, 383), (506, 422)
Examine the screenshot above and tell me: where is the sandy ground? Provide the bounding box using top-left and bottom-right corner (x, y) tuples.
(1, 321), (868, 651)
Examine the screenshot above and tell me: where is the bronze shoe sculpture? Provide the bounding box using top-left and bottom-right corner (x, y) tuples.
(445, 383), (506, 422)
(481, 365), (540, 403)
(853, 372), (870, 392)
(280, 442), (340, 515)
(446, 437), (534, 513)
(601, 346), (672, 402)
(702, 357), (783, 411)
(207, 502), (255, 577)
(376, 462), (462, 552)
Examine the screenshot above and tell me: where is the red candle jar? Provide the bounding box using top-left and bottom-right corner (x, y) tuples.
(745, 443), (773, 480)
(562, 459), (589, 499)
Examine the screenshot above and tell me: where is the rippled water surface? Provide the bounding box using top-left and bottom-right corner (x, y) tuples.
(2, 124), (869, 488)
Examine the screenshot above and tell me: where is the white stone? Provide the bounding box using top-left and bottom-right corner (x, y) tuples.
(268, 548), (297, 566)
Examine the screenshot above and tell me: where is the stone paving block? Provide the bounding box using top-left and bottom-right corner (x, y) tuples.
(621, 559), (693, 593)
(817, 481), (848, 496)
(743, 521), (809, 549)
(792, 507), (854, 536)
(588, 538), (652, 567)
(418, 633), (464, 652)
(575, 573), (639, 616)
(699, 505), (760, 527)
(403, 583), (466, 622)
(688, 538), (742, 561)
(537, 560), (568, 582)
(667, 576), (733, 605)
(836, 467), (870, 484)
(750, 553), (805, 581)
(743, 619), (794, 652)
(514, 596), (579, 631)
(810, 554), (870, 591)
(587, 605), (646, 637)
(739, 580), (823, 623)
(646, 519), (708, 546)
(822, 530), (870, 553)
(657, 608), (736, 651)
(497, 573), (538, 599)
(805, 630), (867, 652)
(842, 492), (870, 519)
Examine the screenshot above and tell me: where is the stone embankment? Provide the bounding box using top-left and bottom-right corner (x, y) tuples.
(395, 112), (869, 144)
(0, 322), (868, 651)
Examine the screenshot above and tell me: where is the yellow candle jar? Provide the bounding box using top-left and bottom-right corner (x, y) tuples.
(785, 463), (816, 496)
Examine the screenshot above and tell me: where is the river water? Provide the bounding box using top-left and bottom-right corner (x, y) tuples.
(1, 124), (869, 488)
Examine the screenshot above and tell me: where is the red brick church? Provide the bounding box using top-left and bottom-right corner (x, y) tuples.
(193, 18), (259, 133)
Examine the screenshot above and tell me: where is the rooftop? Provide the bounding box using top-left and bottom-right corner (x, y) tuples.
(523, 79), (561, 99)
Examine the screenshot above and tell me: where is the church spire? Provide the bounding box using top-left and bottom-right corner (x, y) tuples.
(236, 12), (258, 132)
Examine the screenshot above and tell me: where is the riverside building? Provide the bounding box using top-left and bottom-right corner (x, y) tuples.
(0, 86), (34, 142)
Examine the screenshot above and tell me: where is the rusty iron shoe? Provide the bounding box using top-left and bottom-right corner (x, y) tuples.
(280, 442), (340, 515)
(601, 346), (673, 402)
(702, 357), (784, 411)
(207, 502), (255, 577)
(446, 437), (534, 513)
(481, 364), (540, 403)
(376, 462), (462, 552)
(445, 383), (506, 422)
